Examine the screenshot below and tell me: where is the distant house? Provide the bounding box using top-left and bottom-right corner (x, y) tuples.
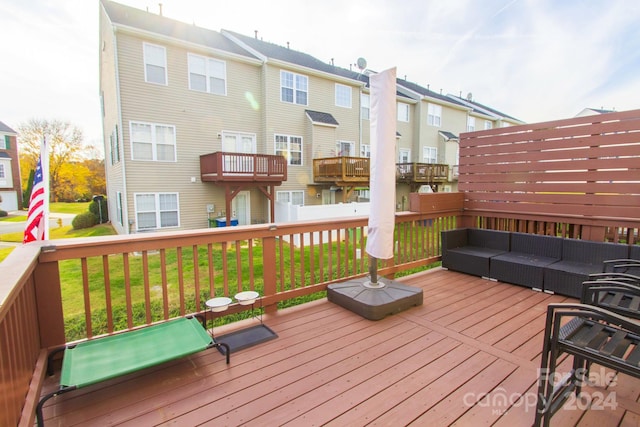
(99, 0), (524, 234)
(0, 121), (23, 211)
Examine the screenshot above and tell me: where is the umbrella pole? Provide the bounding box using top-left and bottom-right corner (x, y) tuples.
(369, 255), (378, 285)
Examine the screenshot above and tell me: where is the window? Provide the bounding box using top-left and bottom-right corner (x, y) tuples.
(135, 193), (179, 230)
(423, 146), (437, 164)
(427, 103), (442, 127)
(360, 144), (370, 158)
(275, 134), (302, 165)
(484, 120), (493, 130)
(188, 53), (226, 95)
(277, 190), (304, 206)
(361, 94), (370, 120)
(336, 141), (355, 156)
(116, 191), (123, 226)
(110, 125), (120, 165)
(0, 135), (9, 149)
(335, 84), (352, 108)
(143, 43), (167, 85)
(130, 121), (176, 161)
(397, 102), (410, 122)
(0, 164), (5, 179)
(467, 116), (476, 132)
(280, 70), (308, 105)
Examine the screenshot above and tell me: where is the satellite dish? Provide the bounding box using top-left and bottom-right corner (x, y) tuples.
(466, 92), (473, 101)
(356, 57), (367, 71)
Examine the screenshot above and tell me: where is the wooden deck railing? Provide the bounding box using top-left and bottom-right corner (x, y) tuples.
(200, 152), (287, 182)
(1, 211), (459, 426)
(396, 163), (449, 183)
(313, 156), (370, 183)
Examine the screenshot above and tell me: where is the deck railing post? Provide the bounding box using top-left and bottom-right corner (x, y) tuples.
(34, 259), (66, 348)
(262, 233), (278, 314)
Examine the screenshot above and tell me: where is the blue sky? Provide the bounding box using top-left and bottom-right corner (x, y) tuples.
(0, 0), (638, 150)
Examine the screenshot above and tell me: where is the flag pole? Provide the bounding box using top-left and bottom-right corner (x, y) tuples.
(41, 137), (49, 240)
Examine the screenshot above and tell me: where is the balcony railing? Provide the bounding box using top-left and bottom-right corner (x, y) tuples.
(396, 163), (449, 183)
(200, 152), (287, 183)
(2, 209), (462, 426)
(312, 157), (370, 183)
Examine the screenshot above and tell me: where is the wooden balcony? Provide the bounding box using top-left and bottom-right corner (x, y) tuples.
(312, 156), (370, 185)
(396, 162), (450, 184)
(200, 152), (287, 184)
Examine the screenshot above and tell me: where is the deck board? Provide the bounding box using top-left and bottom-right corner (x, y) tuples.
(39, 268), (640, 426)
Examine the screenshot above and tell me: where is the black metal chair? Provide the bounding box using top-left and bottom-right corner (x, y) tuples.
(581, 279), (640, 320)
(535, 303), (640, 427)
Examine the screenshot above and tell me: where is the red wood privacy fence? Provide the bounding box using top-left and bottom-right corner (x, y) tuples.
(458, 109), (640, 241)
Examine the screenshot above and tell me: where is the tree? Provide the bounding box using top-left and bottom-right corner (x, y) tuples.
(18, 119), (86, 202)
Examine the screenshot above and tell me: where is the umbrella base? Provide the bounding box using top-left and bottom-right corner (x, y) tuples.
(327, 277), (423, 320)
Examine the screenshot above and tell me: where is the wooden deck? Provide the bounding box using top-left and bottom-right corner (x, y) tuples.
(38, 268), (640, 426)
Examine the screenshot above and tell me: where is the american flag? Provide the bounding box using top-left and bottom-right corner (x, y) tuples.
(23, 141), (48, 243)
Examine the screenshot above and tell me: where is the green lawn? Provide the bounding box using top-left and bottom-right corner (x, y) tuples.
(0, 202), (114, 262)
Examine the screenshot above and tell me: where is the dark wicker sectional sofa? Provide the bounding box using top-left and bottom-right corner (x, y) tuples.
(441, 228), (634, 298)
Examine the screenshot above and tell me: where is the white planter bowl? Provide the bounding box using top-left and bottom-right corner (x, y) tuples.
(206, 297), (232, 312)
(235, 291), (259, 305)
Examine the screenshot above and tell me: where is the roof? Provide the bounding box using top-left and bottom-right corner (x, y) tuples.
(0, 121), (16, 134)
(447, 94), (521, 122)
(101, 1), (255, 59)
(222, 30), (368, 84)
(396, 78), (465, 106)
(0, 152), (11, 158)
(438, 131), (459, 141)
(305, 110), (339, 126)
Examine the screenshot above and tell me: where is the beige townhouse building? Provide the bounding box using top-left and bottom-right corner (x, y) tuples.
(99, 0), (522, 234)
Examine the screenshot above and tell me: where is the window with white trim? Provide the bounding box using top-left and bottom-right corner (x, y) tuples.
(0, 164), (5, 179)
(143, 42), (167, 85)
(484, 120), (493, 130)
(188, 53), (226, 95)
(427, 103), (442, 127)
(280, 70), (308, 105)
(0, 135), (9, 149)
(335, 84), (352, 108)
(467, 116), (476, 132)
(135, 192), (179, 230)
(423, 146), (437, 164)
(361, 94), (370, 120)
(130, 121), (176, 162)
(277, 190), (304, 206)
(397, 102), (410, 122)
(360, 144), (370, 158)
(275, 134), (302, 165)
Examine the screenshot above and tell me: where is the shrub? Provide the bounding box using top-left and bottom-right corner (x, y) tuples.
(0, 210), (7, 217)
(89, 197), (109, 224)
(72, 212), (97, 230)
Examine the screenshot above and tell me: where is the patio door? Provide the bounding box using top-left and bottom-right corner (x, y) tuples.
(399, 149), (411, 174)
(222, 132), (256, 172)
(232, 191), (250, 225)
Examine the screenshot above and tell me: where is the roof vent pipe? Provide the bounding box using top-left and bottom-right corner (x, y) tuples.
(158, 3), (162, 16)
(254, 30), (258, 39)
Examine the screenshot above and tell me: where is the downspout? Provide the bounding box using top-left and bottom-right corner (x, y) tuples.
(112, 27), (130, 234)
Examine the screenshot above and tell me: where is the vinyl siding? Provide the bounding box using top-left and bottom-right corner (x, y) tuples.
(113, 31), (264, 230)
